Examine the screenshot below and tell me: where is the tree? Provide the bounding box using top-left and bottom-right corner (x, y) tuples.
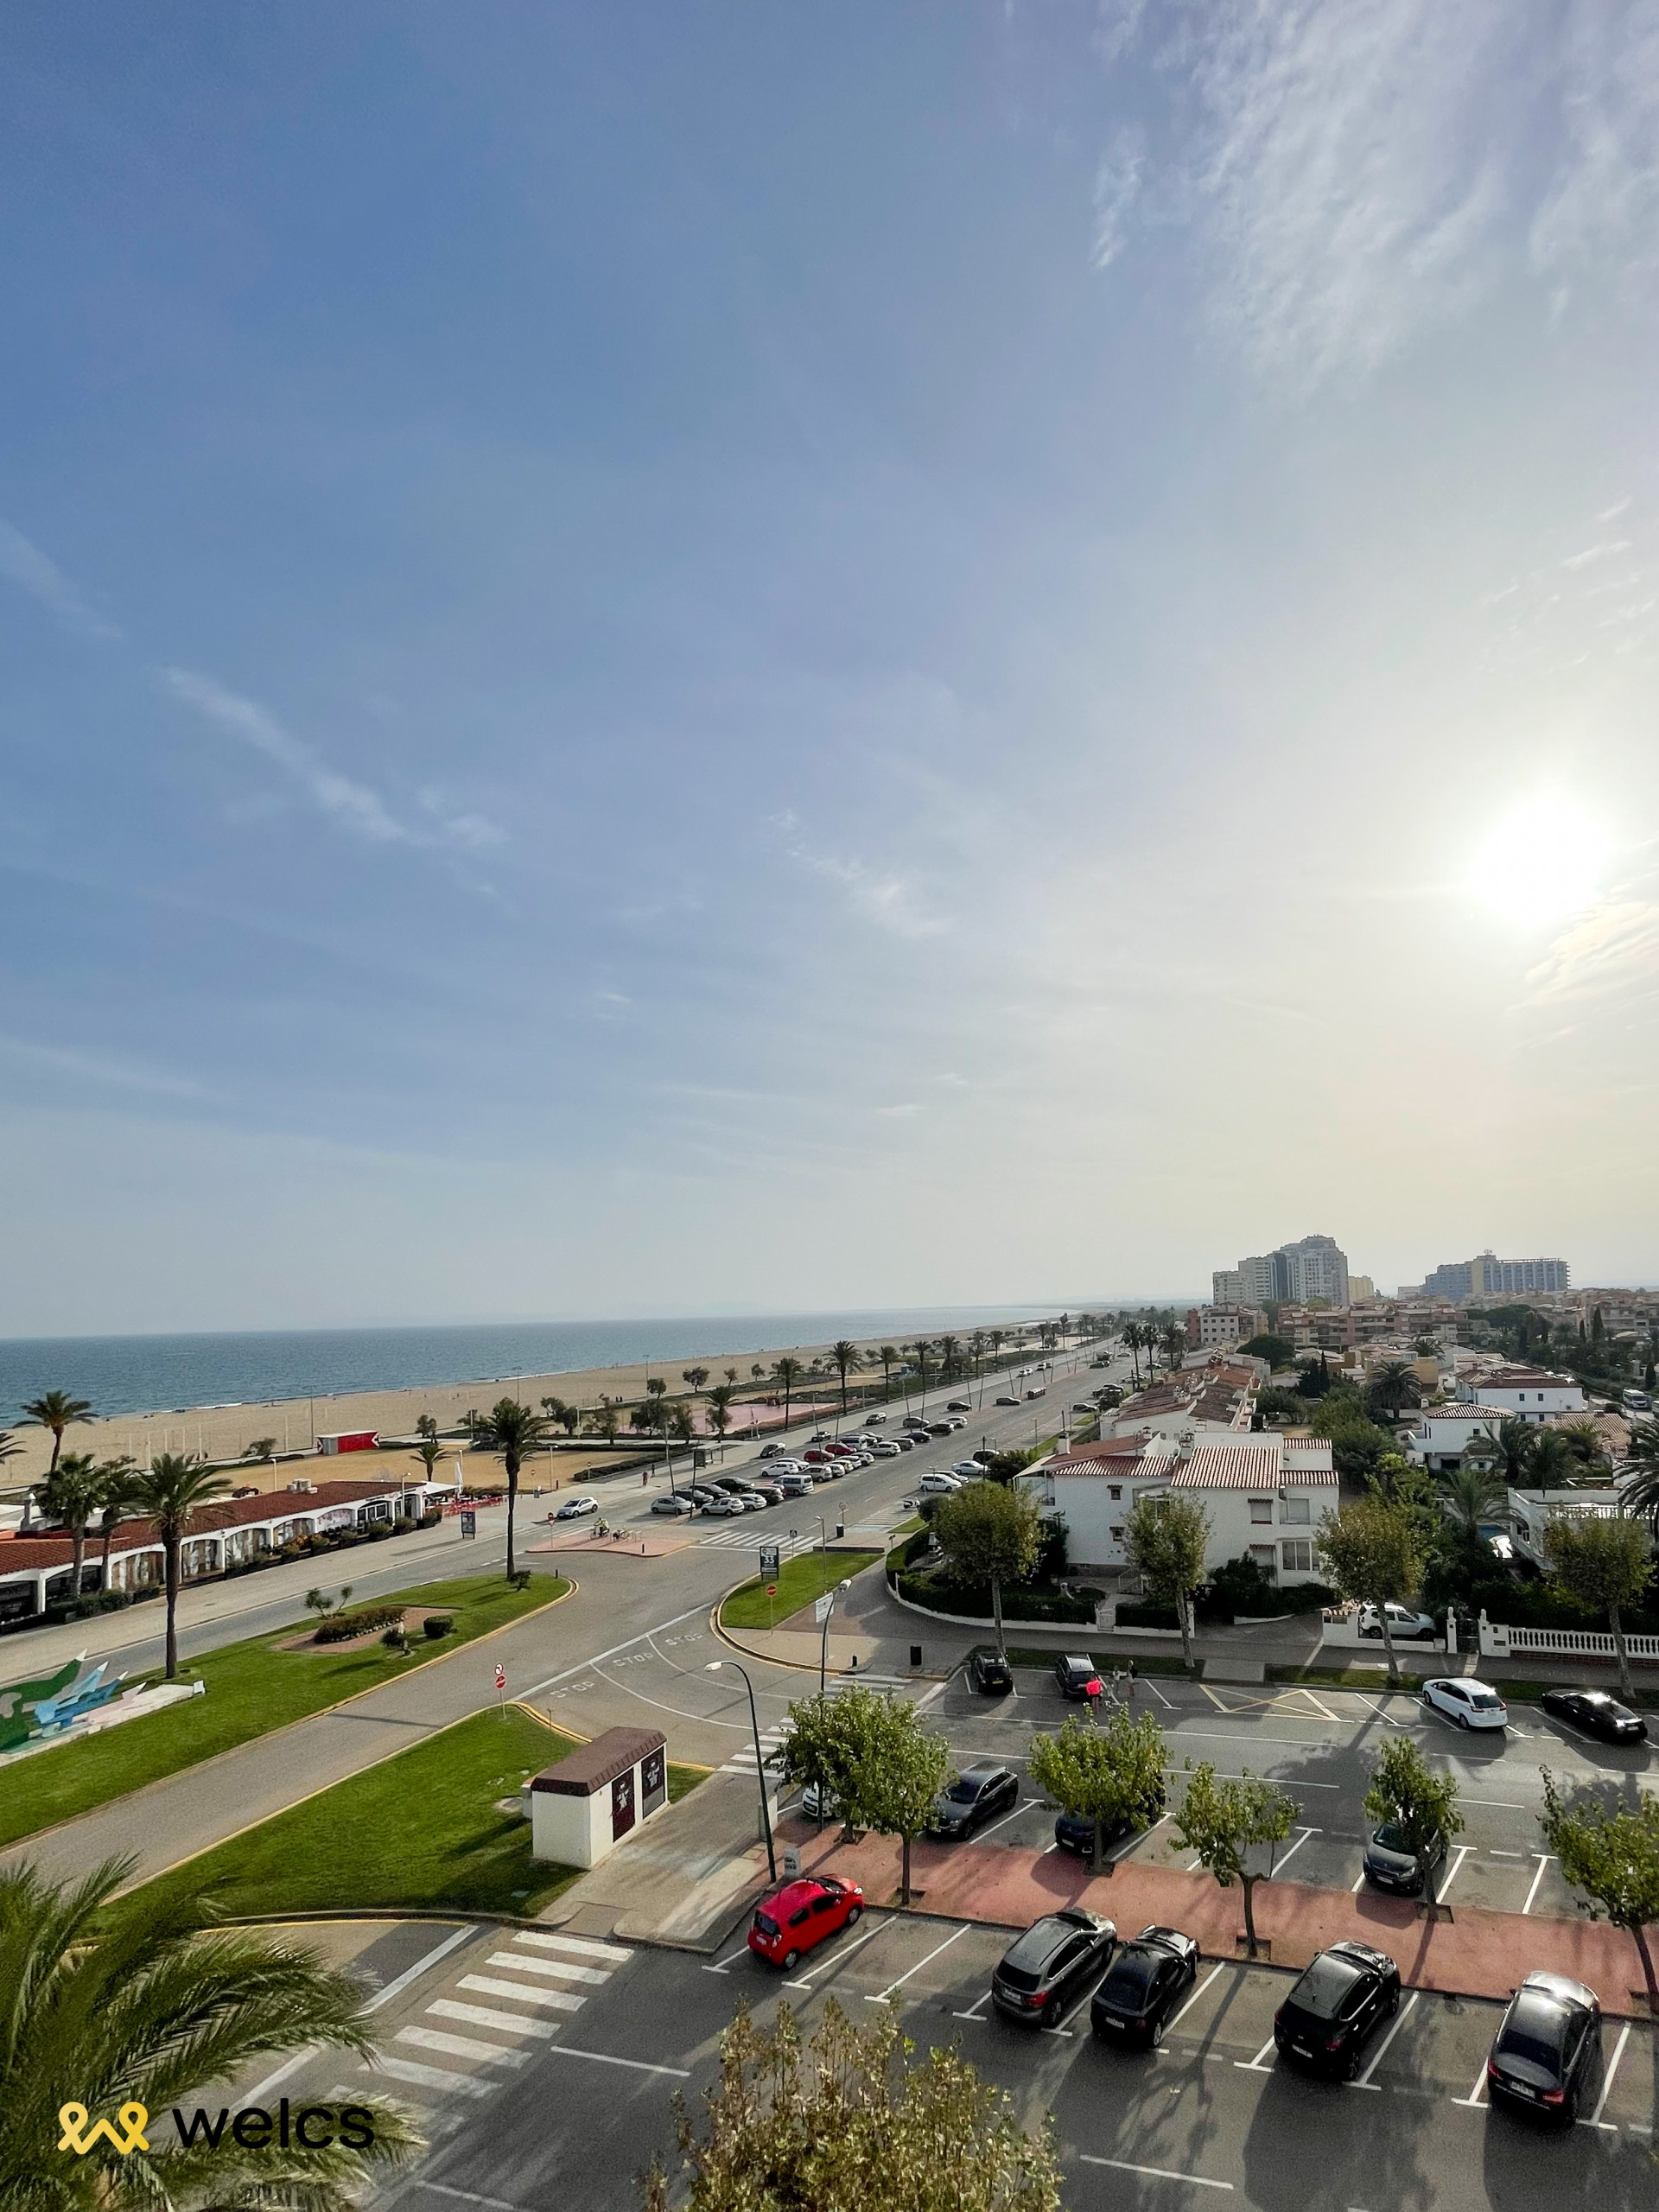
(92, 1456), (145, 1590)
(1363, 1736), (1464, 1905)
(774, 1681), (888, 1826)
(1161, 1324), (1187, 1373)
(670, 1402), (696, 1446)
(0, 1854), (416, 2210)
(1123, 1491), (1211, 1667)
(31, 1452), (103, 1599)
(412, 1436), (446, 1487)
(1539, 1769), (1659, 2012)
(932, 1482), (1043, 1657)
(541, 1395), (579, 1436)
(465, 1398), (550, 1580)
(416, 1412), (439, 1440)
(830, 1339), (861, 1413)
(876, 1344), (899, 1400)
(642, 1999), (1060, 2212)
(1433, 1459), (1506, 1539)
(707, 1383), (735, 1454)
(21, 1389), (93, 1477)
(589, 1395), (622, 1442)
(1308, 1396), (1395, 1485)
(682, 1367), (710, 1396)
(1172, 1763), (1296, 1961)
(908, 1340), (934, 1406)
(1620, 1422), (1659, 1530)
(1029, 1707), (1166, 1869)
(1525, 1427), (1575, 1500)
(1238, 1334), (1295, 1371)
(1541, 1510), (1655, 1699)
(1466, 1413), (1535, 1485)
(1315, 1494), (1424, 1687)
(1367, 1361), (1422, 1419)
(131, 1455), (232, 1679)
(1560, 1418), (1610, 1472)
(241, 1435), (277, 1463)
(771, 1354), (803, 1428)
(1120, 1322), (1143, 1385)
(845, 1695), (951, 1907)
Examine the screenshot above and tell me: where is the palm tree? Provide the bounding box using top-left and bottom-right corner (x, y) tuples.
(1121, 1322), (1141, 1386)
(466, 1397), (551, 1580)
(772, 1355), (803, 1429)
(909, 1340), (934, 1412)
(416, 1411), (439, 1440)
(1467, 1414), (1535, 1486)
(0, 1855), (416, 2208)
(1619, 1425), (1659, 1529)
(707, 1383), (735, 1458)
(1435, 1461), (1507, 1538)
(1559, 1418), (1609, 1474)
(1161, 1323), (1187, 1374)
(413, 1436), (446, 1484)
(22, 1389), (93, 1476)
(830, 1340), (861, 1415)
(1526, 1427), (1574, 1503)
(92, 1456), (145, 1592)
(131, 1454), (232, 1678)
(1367, 1360), (1422, 1419)
(32, 1452), (104, 1600)
(875, 1345), (899, 1402)
(937, 1335), (963, 1384)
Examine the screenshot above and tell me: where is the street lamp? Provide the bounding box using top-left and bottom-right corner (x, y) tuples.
(705, 1659), (775, 1882)
(819, 1577), (854, 1703)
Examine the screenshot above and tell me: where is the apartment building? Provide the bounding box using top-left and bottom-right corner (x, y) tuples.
(1453, 1367), (1586, 1421)
(1213, 1233), (1350, 1310)
(1420, 1252), (1571, 1301)
(1185, 1304), (1267, 1351)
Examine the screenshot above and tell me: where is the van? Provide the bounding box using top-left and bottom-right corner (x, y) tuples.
(1622, 1389), (1651, 1414)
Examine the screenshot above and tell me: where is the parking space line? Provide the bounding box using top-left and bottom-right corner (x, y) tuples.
(1142, 1677), (1175, 1710)
(1489, 1850), (1523, 1859)
(1436, 1845), (1475, 1904)
(1583, 2022), (1631, 2130)
(541, 2045), (691, 2079)
(702, 1945), (752, 1975)
(953, 1990), (992, 2021)
(1293, 1688), (1340, 1723)
(1236, 2033), (1277, 2073)
(1353, 1695), (1405, 1727)
(1166, 1961), (1225, 2031)
(1347, 1992), (1418, 2091)
(1452, 2056), (1489, 2107)
(1522, 1854), (1554, 1915)
(781, 1925), (882, 1988)
(411, 2184), (531, 2212)
(1351, 1867), (1367, 1892)
(868, 1923), (969, 2004)
(1271, 1827), (1319, 1877)
(976, 1797), (1047, 1842)
(1079, 2157), (1232, 2190)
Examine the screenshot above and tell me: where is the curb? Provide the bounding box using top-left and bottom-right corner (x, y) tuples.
(712, 1557), (950, 1680)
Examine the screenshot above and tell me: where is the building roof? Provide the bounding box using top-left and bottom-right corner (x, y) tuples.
(1172, 1439), (1337, 1490)
(1047, 1440), (1179, 1481)
(0, 1477), (411, 1575)
(531, 1726), (666, 1797)
(1418, 1405), (1509, 1426)
(1478, 1369), (1577, 1388)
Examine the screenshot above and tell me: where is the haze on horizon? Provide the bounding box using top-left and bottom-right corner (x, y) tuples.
(3, 3), (1656, 1339)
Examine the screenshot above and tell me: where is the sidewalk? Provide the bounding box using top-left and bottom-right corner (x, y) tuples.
(539, 1770), (777, 1951)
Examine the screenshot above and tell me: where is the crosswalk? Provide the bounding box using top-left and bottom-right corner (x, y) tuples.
(698, 1524), (820, 1556)
(721, 1725), (788, 1777)
(337, 1928), (632, 2125)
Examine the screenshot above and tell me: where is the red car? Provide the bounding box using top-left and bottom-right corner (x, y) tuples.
(747, 1875), (866, 1969)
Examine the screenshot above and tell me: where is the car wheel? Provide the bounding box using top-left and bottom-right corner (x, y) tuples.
(846, 1905), (861, 1926)
(1042, 1995), (1061, 2029)
(1387, 1984), (1400, 2017)
(781, 1949), (800, 1971)
(1344, 2048), (1362, 2082)
(1149, 2018), (1164, 2049)
(1457, 1710), (1469, 1728)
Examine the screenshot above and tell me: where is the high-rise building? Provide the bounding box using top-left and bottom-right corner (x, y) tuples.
(1213, 1235), (1350, 1311)
(1422, 1253), (1570, 1302)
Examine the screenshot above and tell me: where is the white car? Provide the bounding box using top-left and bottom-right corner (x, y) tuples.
(1357, 1603), (1439, 1643)
(952, 1461), (986, 1479)
(555, 1494), (599, 1520)
(701, 1494), (746, 1516)
(766, 1458), (807, 1475)
(864, 1439), (901, 1457)
(1422, 1677), (1508, 1731)
(918, 1471), (963, 1495)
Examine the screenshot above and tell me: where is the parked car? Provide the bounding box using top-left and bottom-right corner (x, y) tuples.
(1421, 1677), (1508, 1731)
(803, 1449), (832, 1465)
(1273, 1942), (1401, 2079)
(702, 1493), (746, 1516)
(1621, 1388), (1651, 1414)
(747, 1482), (785, 1504)
(758, 1442), (786, 1458)
(685, 1484), (721, 1506)
(1053, 1654), (1103, 1700)
(970, 1448), (996, 1465)
(903, 1415), (931, 1431)
(865, 1439), (900, 1457)
(966, 1647), (1014, 1695)
(650, 1492), (694, 1516)
(995, 1395), (1020, 1408)
(1072, 1402), (1096, 1414)
(991, 1910), (1116, 2028)
(1357, 1602), (1439, 1642)
(930, 1762), (1020, 1838)
(810, 1429), (832, 1441)
(928, 1421), (953, 1437)
(555, 1494), (599, 1519)
(1053, 1808), (1135, 1860)
(747, 1876), (865, 1971)
(918, 1471), (963, 1495)
(1362, 1821), (1447, 1896)
(952, 1460), (986, 1479)
(1485, 1971), (1601, 2124)
(863, 1412), (886, 1426)
(945, 1399), (972, 1413)
(893, 1433), (915, 1449)
(1090, 1926), (1200, 2047)
(1541, 1688), (1649, 1744)
(778, 1475), (814, 1498)
(799, 1780), (841, 1821)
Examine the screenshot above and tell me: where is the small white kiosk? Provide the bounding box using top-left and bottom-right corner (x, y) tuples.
(531, 1726), (669, 1870)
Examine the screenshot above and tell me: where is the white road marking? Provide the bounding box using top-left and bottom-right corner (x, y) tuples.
(953, 1989), (993, 2021)
(486, 1950), (607, 1986)
(1460, 1797), (1523, 1809)
(427, 1999), (559, 2039)
(781, 1924), (881, 1988)
(512, 1932), (632, 1964)
(1080, 2157), (1232, 2190)
(702, 1944), (752, 1975)
(1452, 2056), (1490, 2107)
(397, 2028), (529, 2068)
(868, 1922), (969, 2004)
(366, 2054), (497, 2098)
(1271, 1827), (1319, 1877)
(520, 1604), (710, 1700)
(1522, 1854), (1554, 1915)
(1436, 1845), (1475, 1904)
(456, 1974), (584, 2012)
(1351, 1867), (1368, 1892)
(975, 1796), (1046, 1842)
(1347, 1993), (1419, 2091)
(1583, 2022), (1631, 2130)
(539, 2044), (691, 2078)
(1142, 1677), (1176, 1710)
(1236, 2033), (1277, 2072)
(1166, 1962), (1225, 2031)
(411, 2183), (531, 2211)
(1488, 1850), (1523, 1859)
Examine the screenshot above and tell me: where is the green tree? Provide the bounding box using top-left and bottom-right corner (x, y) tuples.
(845, 1695), (951, 1907)
(1308, 1396), (1395, 1484)
(669, 1402), (696, 1446)
(589, 1395), (622, 1442)
(908, 1340), (935, 1407)
(642, 1999), (1059, 2212)
(1539, 1769), (1659, 2012)
(1161, 1323), (1188, 1373)
(875, 1344), (899, 1400)
(1239, 1334), (1296, 1370)
(707, 1383), (735, 1454)
(1123, 1491), (1211, 1667)
(1367, 1360), (1422, 1418)
(31, 1452), (103, 1599)
(92, 1456), (145, 1591)
(1172, 1763), (1296, 1961)
(241, 1435), (278, 1463)
(21, 1389), (93, 1477)
(1028, 1707), (1166, 1870)
(1363, 1736), (1465, 1904)
(415, 1412), (439, 1440)
(1466, 1413), (1535, 1485)
(460, 1397), (550, 1581)
(771, 1354), (803, 1428)
(1525, 1427), (1575, 1499)
(682, 1367), (710, 1397)
(1541, 1510), (1655, 1700)
(1315, 1494), (1424, 1687)
(932, 1482), (1043, 1656)
(1560, 1418), (1610, 1472)
(774, 1682), (889, 1827)
(830, 1339), (862, 1413)
(0, 1855), (416, 2210)
(129, 1455), (232, 1679)
(1620, 1422), (1659, 1530)
(412, 1436), (446, 1487)
(1434, 1459), (1507, 1538)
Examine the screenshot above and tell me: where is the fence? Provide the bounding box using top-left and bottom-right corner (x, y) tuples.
(1478, 1612), (1659, 1662)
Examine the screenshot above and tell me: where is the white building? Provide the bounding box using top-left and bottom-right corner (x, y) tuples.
(1186, 1305), (1266, 1351)
(1404, 1405), (1512, 1471)
(1505, 1486), (1626, 1570)
(1454, 1368), (1586, 1422)
(1214, 1235), (1350, 1310)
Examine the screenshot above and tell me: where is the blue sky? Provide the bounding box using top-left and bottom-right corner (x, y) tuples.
(3, 3), (1657, 1334)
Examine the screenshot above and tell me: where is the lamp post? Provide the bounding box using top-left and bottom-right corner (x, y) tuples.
(706, 1659), (775, 1882)
(819, 1576), (854, 1704)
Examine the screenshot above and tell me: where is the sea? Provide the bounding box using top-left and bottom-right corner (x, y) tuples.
(0, 1306), (1072, 1423)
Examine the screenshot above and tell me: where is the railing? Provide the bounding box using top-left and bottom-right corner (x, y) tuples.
(1478, 1616), (1659, 1661)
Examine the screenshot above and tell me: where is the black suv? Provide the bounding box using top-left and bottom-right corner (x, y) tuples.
(1486, 1971), (1601, 2124)
(991, 1910), (1116, 2028)
(1053, 1654), (1102, 1700)
(1362, 1821), (1447, 1897)
(929, 1763), (1020, 1839)
(967, 1648), (1014, 1695)
(1274, 1942), (1401, 2079)
(1541, 1688), (1648, 1744)
(1090, 1926), (1200, 2047)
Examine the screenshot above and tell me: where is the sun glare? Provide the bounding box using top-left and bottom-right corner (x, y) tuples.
(1466, 795), (1611, 927)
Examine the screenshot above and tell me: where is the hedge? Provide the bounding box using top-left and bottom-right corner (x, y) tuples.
(893, 1568), (1096, 1625)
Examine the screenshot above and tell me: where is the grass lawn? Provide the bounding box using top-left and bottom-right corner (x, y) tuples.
(721, 1549), (880, 1630)
(0, 1574), (567, 1851)
(129, 1707), (708, 1920)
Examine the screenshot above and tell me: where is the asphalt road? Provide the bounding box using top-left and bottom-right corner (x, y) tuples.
(236, 1911), (1656, 2212)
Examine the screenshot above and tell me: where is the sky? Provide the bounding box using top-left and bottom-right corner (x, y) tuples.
(2, 1), (1657, 1337)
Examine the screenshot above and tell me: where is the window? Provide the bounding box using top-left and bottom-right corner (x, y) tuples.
(1109, 1525), (1123, 1541)
(1249, 1498), (1273, 1524)
(1249, 1545), (1277, 1579)
(1281, 1540), (1314, 1574)
(1280, 1496), (1310, 1525)
(1109, 1484), (1122, 1500)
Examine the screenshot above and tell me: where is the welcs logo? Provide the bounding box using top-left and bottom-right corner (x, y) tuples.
(59, 2098), (375, 2156)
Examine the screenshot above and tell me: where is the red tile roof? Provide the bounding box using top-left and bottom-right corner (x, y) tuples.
(0, 1478), (411, 1576)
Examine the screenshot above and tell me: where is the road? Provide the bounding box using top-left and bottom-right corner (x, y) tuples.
(228, 1910), (1656, 2212)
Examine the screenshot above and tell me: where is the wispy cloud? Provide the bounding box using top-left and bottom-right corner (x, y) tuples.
(0, 1034), (207, 1100)
(163, 668), (504, 853)
(1522, 868), (1659, 1008)
(772, 813), (948, 940)
(0, 518), (123, 641)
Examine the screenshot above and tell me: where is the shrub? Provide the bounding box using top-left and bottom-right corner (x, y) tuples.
(893, 1567), (1095, 1624)
(1116, 1600), (1181, 1630)
(313, 1604), (405, 1644)
(423, 1615), (454, 1640)
(380, 1626), (408, 1651)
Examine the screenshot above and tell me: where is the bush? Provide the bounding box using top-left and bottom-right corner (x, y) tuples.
(1116, 1600), (1181, 1630)
(893, 1568), (1095, 1624)
(423, 1615), (454, 1640)
(380, 1626), (408, 1651)
(313, 1604), (405, 1644)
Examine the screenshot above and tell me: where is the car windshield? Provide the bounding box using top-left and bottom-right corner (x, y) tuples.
(1101, 1953), (1155, 2002)
(1372, 1825), (1412, 1854)
(946, 1777), (985, 1802)
(1469, 1693), (1503, 1710)
(1286, 1956), (1363, 2020)
(1498, 1998), (1567, 2070)
(1000, 1923), (1065, 1981)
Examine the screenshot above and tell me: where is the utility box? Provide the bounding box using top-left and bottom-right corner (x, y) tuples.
(530, 1726), (669, 1870)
